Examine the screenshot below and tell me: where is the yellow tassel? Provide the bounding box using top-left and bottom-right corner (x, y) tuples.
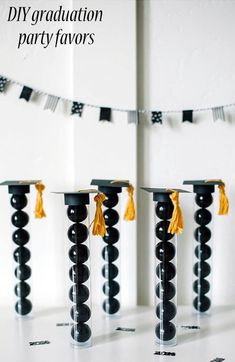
(218, 183), (229, 215)
(34, 182), (46, 219)
(91, 193), (106, 237)
(167, 191), (183, 235)
(124, 184), (135, 221)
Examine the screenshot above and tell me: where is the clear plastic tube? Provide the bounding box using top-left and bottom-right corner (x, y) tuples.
(155, 200), (177, 346)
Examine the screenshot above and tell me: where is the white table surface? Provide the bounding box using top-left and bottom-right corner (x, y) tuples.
(0, 305), (234, 362)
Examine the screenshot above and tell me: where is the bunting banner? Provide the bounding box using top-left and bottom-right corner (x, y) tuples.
(0, 73), (233, 125)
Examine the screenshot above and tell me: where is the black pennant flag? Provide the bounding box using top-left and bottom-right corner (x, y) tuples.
(0, 76), (8, 93)
(183, 110), (193, 123)
(99, 107), (111, 122)
(71, 102), (84, 117)
(152, 111), (162, 124)
(20, 86), (33, 102)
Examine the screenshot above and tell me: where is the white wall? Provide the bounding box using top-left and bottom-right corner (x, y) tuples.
(137, 0), (235, 306)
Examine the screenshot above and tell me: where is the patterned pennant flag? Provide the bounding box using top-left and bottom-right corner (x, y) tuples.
(212, 107), (225, 121)
(99, 107), (111, 122)
(19, 86), (33, 102)
(0, 76), (8, 93)
(152, 111), (162, 124)
(44, 95), (59, 112)
(128, 110), (139, 124)
(183, 110), (193, 123)
(71, 102), (84, 117)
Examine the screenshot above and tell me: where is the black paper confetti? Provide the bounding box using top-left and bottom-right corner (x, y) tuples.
(182, 110), (193, 123)
(152, 111), (162, 124)
(99, 107), (111, 122)
(0, 76), (8, 93)
(154, 351), (176, 356)
(71, 102), (84, 117)
(29, 340), (50, 346)
(19, 86), (33, 102)
(181, 325), (200, 329)
(116, 327), (135, 332)
(210, 358), (225, 362)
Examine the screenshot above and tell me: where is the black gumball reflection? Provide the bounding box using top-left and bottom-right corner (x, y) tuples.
(103, 227), (120, 244)
(193, 261), (211, 278)
(10, 194), (27, 210)
(194, 208), (212, 226)
(193, 295), (211, 312)
(70, 304), (91, 323)
(103, 194), (118, 208)
(103, 298), (120, 314)
(194, 226), (211, 243)
(155, 202), (173, 220)
(156, 301), (177, 321)
(193, 278), (210, 295)
(155, 242), (175, 262)
(156, 282), (176, 301)
(13, 247), (30, 264)
(195, 194), (213, 208)
(155, 321), (176, 341)
(103, 280), (120, 297)
(69, 264), (90, 284)
(15, 264), (31, 281)
(67, 205), (87, 223)
(11, 211), (29, 228)
(15, 282), (30, 298)
(15, 298), (32, 315)
(69, 284), (89, 304)
(103, 209), (119, 226)
(156, 262), (176, 282)
(102, 263), (119, 279)
(195, 244), (211, 261)
(71, 323), (91, 343)
(67, 223), (88, 244)
(69, 244), (89, 264)
(155, 221), (174, 241)
(12, 229), (30, 246)
(102, 245), (119, 262)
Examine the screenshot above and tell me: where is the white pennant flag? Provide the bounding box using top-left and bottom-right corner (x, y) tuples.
(212, 107), (225, 122)
(44, 95), (59, 112)
(128, 110), (139, 124)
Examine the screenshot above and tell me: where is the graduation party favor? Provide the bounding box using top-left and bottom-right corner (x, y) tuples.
(142, 187), (188, 346)
(91, 179), (135, 316)
(0, 180), (46, 317)
(183, 180), (229, 314)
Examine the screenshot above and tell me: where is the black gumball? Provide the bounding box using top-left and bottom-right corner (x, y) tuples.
(103, 227), (120, 244)
(102, 245), (119, 262)
(102, 263), (118, 279)
(155, 202), (173, 220)
(71, 323), (91, 343)
(195, 244), (211, 261)
(193, 278), (210, 295)
(67, 205), (87, 223)
(69, 245), (89, 264)
(195, 194), (213, 208)
(156, 262), (176, 281)
(103, 194), (118, 208)
(15, 298), (32, 315)
(69, 264), (90, 284)
(69, 284), (89, 304)
(10, 194), (27, 210)
(103, 209), (119, 226)
(194, 208), (212, 226)
(155, 321), (176, 341)
(155, 242), (175, 262)
(156, 282), (176, 300)
(15, 264), (31, 281)
(103, 280), (120, 297)
(68, 223), (88, 244)
(193, 261), (211, 278)
(156, 301), (177, 321)
(70, 304), (91, 323)
(11, 211), (29, 228)
(13, 247), (30, 264)
(155, 221), (174, 241)
(12, 229), (30, 246)
(15, 282), (30, 298)
(103, 298), (120, 314)
(194, 226), (211, 243)
(193, 295), (211, 312)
